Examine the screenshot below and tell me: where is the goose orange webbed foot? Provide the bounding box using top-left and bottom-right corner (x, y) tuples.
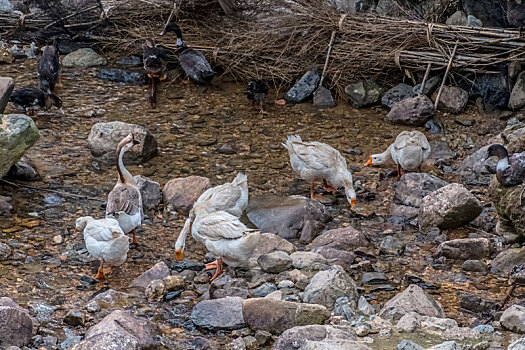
(207, 258), (224, 282)
(322, 179), (338, 193)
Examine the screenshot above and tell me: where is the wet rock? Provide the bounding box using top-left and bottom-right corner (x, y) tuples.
(290, 251), (328, 270)
(0, 77), (14, 114)
(243, 335), (257, 350)
(510, 71), (525, 110)
(130, 261), (170, 288)
(165, 275), (185, 291)
(242, 298), (330, 334)
(462, 260), (487, 273)
(382, 83), (416, 109)
(134, 175), (161, 211)
(62, 48), (107, 67)
(97, 68), (145, 85)
(218, 144), (237, 154)
(308, 226), (369, 251)
(253, 282), (277, 297)
(145, 279), (166, 302)
(473, 72), (510, 112)
(171, 260), (205, 272)
(434, 238), (490, 260)
(252, 233), (297, 258)
(334, 296), (355, 321)
(358, 296), (375, 316)
(7, 156), (40, 181)
(258, 251), (292, 273)
(303, 265), (359, 310)
(396, 312), (421, 332)
(508, 337), (525, 350)
(386, 95), (435, 126)
(213, 284), (250, 299)
(0, 297), (34, 348)
(425, 118), (444, 134)
(313, 87), (335, 108)
(163, 176), (211, 212)
(312, 247), (355, 270)
(446, 11), (468, 25)
(428, 141), (457, 164)
(362, 272), (387, 285)
(459, 292), (498, 316)
(0, 114), (40, 178)
(413, 76), (441, 96)
(501, 305), (525, 333)
(418, 183), (483, 232)
(491, 247), (525, 274)
(255, 330), (272, 346)
(117, 55), (143, 67)
(88, 121), (158, 165)
(429, 341), (462, 350)
(246, 195), (329, 239)
(379, 236), (404, 255)
(284, 67), (320, 103)
(433, 86), (468, 114)
(191, 297), (246, 330)
(63, 310), (86, 327)
(378, 284), (446, 321)
(345, 81), (383, 108)
(273, 325), (366, 350)
(0, 241), (12, 260)
(455, 145), (497, 186)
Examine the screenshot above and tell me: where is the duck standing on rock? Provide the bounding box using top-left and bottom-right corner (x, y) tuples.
(75, 216), (129, 280)
(143, 38), (168, 108)
(365, 130), (431, 179)
(160, 20), (216, 84)
(283, 135), (357, 207)
(9, 86), (62, 116)
(507, 0), (525, 37)
(486, 144), (525, 187)
(106, 133), (143, 246)
(245, 79), (269, 114)
(38, 38), (61, 93)
(175, 173), (249, 262)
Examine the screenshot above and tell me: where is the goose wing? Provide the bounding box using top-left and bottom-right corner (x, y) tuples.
(106, 185), (141, 216)
(193, 211), (255, 241)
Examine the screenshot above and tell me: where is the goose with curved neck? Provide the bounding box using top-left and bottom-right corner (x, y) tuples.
(486, 144), (525, 186)
(106, 133), (143, 246)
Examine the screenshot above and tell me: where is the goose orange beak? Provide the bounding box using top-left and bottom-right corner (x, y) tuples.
(175, 248), (183, 261)
(365, 156), (373, 166)
(74, 227), (79, 233)
(350, 198), (356, 207)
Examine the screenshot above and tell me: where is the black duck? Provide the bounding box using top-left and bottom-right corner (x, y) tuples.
(38, 38), (61, 93)
(143, 38), (168, 108)
(9, 86), (62, 116)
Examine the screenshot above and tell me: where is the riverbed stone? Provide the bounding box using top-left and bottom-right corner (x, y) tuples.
(252, 233), (296, 258)
(0, 242), (12, 260)
(396, 312), (421, 332)
(63, 310), (86, 327)
(302, 265), (359, 310)
(394, 173), (449, 208)
(413, 75), (441, 96)
(84, 310), (154, 348)
(491, 247), (525, 274)
(284, 68), (320, 103)
(0, 297), (34, 348)
(290, 251), (328, 270)
(455, 144), (497, 186)
(429, 341), (462, 350)
(130, 261), (170, 288)
(96, 68), (146, 86)
(0, 114), (40, 179)
(510, 71), (525, 110)
(433, 86), (468, 114)
(382, 83), (416, 109)
(62, 48), (107, 67)
(446, 11), (468, 25)
(253, 282), (277, 297)
(246, 195), (329, 239)
(312, 247), (355, 270)
(308, 226), (369, 251)
(88, 121), (157, 165)
(145, 279), (165, 302)
(501, 305), (525, 333)
(72, 332), (140, 350)
(462, 260), (487, 273)
(378, 284), (446, 321)
(434, 238), (490, 260)
(242, 298), (330, 334)
(489, 177), (525, 241)
(0, 77), (14, 114)
(385, 95), (435, 126)
(345, 80), (383, 108)
(508, 337), (525, 350)
(418, 183), (483, 232)
(273, 325), (367, 350)
(190, 297), (246, 330)
(134, 175), (161, 211)
(258, 251), (292, 273)
(7, 156), (40, 181)
(162, 176), (211, 212)
(379, 236), (404, 255)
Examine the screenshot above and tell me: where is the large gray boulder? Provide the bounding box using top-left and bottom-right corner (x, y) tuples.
(433, 86), (468, 114)
(88, 121), (157, 165)
(62, 48), (107, 67)
(134, 175), (161, 211)
(0, 77), (14, 114)
(455, 145), (497, 186)
(501, 305), (525, 333)
(394, 173), (449, 208)
(418, 184), (483, 232)
(510, 71), (525, 110)
(386, 95), (435, 126)
(130, 262), (170, 289)
(0, 297), (34, 348)
(0, 114), (40, 178)
(273, 325), (370, 350)
(434, 238), (490, 260)
(242, 298), (330, 334)
(162, 176), (211, 213)
(302, 265), (359, 310)
(382, 83), (416, 109)
(378, 284), (446, 321)
(246, 195), (329, 239)
(190, 297), (246, 331)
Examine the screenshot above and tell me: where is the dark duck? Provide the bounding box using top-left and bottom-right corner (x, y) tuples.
(486, 144), (525, 186)
(38, 38), (61, 93)
(9, 86), (62, 116)
(245, 79), (269, 114)
(160, 21), (216, 84)
(508, 0), (525, 36)
(143, 38), (168, 108)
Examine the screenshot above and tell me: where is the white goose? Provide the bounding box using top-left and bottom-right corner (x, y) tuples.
(175, 173), (249, 260)
(106, 133), (143, 245)
(365, 130), (431, 179)
(75, 216), (129, 280)
(282, 135), (357, 207)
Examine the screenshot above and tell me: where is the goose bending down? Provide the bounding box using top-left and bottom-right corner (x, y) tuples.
(160, 21), (216, 83)
(75, 216), (129, 280)
(106, 133), (143, 246)
(191, 210), (260, 281)
(365, 130), (431, 179)
(175, 173), (248, 261)
(143, 38), (168, 108)
(9, 86), (62, 116)
(38, 38), (61, 93)
(486, 144), (525, 186)
(283, 135), (357, 207)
